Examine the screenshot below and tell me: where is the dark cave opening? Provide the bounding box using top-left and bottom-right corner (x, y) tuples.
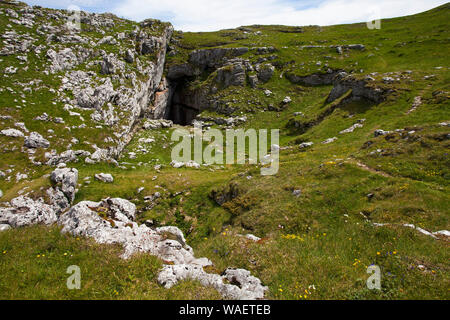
(165, 77), (200, 126)
(168, 103), (199, 126)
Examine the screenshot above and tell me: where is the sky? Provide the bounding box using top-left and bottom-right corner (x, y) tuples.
(22, 0), (449, 32)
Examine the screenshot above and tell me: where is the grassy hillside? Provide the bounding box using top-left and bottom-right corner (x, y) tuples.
(0, 1), (449, 299)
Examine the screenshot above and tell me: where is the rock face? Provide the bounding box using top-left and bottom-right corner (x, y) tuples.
(150, 78), (173, 119)
(256, 63), (275, 83)
(326, 72), (390, 104)
(215, 59), (246, 88)
(57, 198), (267, 299)
(166, 47), (248, 80)
(189, 47), (249, 71)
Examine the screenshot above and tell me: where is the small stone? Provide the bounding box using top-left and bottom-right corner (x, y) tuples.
(321, 137), (337, 144)
(282, 96), (292, 104)
(94, 173), (114, 183)
(299, 142), (313, 149)
(0, 224), (11, 232)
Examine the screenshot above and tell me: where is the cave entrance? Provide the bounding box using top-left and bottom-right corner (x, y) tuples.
(165, 77), (201, 126)
(168, 103), (199, 125)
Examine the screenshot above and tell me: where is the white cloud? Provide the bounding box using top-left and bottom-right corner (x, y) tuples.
(110, 0), (448, 31)
(24, 0), (448, 31)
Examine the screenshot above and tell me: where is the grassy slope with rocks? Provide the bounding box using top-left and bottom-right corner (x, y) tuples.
(0, 0), (449, 299)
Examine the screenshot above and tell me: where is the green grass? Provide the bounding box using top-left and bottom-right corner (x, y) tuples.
(0, 225), (221, 299)
(0, 1), (449, 300)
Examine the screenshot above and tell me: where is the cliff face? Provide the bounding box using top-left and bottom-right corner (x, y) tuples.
(0, 1), (173, 166)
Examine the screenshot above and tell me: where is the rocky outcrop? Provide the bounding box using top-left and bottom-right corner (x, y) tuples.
(326, 72), (391, 104)
(143, 119), (173, 129)
(0, 167), (79, 227)
(58, 197), (267, 299)
(189, 47), (249, 70)
(214, 59), (246, 88)
(256, 63), (275, 83)
(158, 265), (267, 300)
(100, 53), (125, 74)
(50, 167), (78, 203)
(1, 128), (24, 137)
(167, 47), (249, 80)
(53, 22), (174, 160)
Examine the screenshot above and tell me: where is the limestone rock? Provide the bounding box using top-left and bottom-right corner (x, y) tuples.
(125, 49), (135, 63)
(374, 129), (391, 137)
(322, 137), (338, 144)
(0, 196), (57, 228)
(100, 53), (125, 74)
(24, 132), (50, 148)
(1, 128), (24, 137)
(256, 63), (275, 83)
(94, 173), (114, 183)
(215, 59), (246, 88)
(157, 265), (267, 300)
(50, 168), (78, 203)
(299, 142), (313, 149)
(143, 119), (173, 129)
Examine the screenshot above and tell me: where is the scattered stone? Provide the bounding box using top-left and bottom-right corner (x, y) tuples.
(143, 119), (173, 129)
(282, 96), (292, 104)
(374, 129), (391, 137)
(94, 173), (114, 183)
(340, 120), (365, 134)
(24, 132), (50, 148)
(244, 234), (261, 242)
(292, 189), (302, 197)
(1, 128), (24, 137)
(299, 142), (313, 149)
(321, 137), (337, 144)
(406, 96), (422, 114)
